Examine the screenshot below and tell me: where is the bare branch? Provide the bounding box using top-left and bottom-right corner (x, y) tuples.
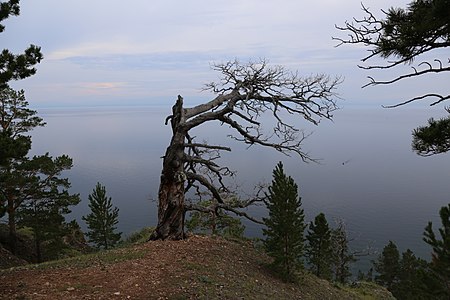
(334, 2), (450, 107)
(219, 114), (313, 162)
(362, 64), (450, 87)
(216, 203), (264, 224)
(185, 199), (264, 225)
(383, 94), (450, 108)
(184, 61), (339, 162)
(153, 60), (340, 239)
(183, 143), (231, 152)
(184, 92), (238, 119)
(185, 171), (224, 204)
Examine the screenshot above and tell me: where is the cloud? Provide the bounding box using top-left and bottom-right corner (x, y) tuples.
(63, 52), (216, 71)
(42, 1), (366, 60)
(77, 82), (129, 94)
(4, 0), (414, 108)
(9, 0), (412, 60)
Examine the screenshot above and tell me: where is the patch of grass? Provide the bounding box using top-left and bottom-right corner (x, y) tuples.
(2, 235), (394, 300)
(341, 281), (396, 300)
(8, 248), (147, 271)
(119, 227), (155, 246)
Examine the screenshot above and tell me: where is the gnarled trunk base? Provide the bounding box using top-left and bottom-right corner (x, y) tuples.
(150, 96), (186, 241)
(150, 178), (185, 240)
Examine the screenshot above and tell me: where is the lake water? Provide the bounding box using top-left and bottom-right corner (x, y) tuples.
(29, 105), (449, 270)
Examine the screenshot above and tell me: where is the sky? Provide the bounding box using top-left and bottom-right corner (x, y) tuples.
(1, 0), (446, 109)
(3, 1), (449, 258)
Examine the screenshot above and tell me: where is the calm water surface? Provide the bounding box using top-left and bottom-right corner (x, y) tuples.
(29, 105), (449, 269)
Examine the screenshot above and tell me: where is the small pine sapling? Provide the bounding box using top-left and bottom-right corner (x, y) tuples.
(83, 183), (121, 250)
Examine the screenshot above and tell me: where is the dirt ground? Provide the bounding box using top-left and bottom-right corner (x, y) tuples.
(0, 235), (394, 300)
(1, 236), (283, 299)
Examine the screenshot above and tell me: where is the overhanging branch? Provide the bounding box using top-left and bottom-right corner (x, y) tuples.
(383, 94), (450, 108)
(183, 143), (231, 152)
(185, 201), (264, 225)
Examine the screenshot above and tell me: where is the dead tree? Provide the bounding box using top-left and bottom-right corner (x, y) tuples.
(150, 60), (341, 240)
(334, 2), (450, 107)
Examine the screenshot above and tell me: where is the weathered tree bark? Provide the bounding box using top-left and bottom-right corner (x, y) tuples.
(150, 96), (187, 240)
(149, 61), (340, 241)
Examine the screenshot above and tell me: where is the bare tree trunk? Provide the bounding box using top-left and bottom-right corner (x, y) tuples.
(150, 96), (187, 240)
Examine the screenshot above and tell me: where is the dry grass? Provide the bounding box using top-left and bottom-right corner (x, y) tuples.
(0, 235), (393, 299)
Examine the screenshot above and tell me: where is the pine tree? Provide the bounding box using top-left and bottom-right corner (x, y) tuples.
(331, 220), (357, 283)
(0, 92), (78, 255)
(0, 0), (52, 255)
(423, 203), (450, 297)
(0, 0), (43, 89)
(17, 194), (79, 262)
(395, 249), (431, 300)
(373, 240), (400, 290)
(83, 183), (121, 250)
(306, 213), (333, 280)
(263, 162), (306, 281)
(15, 154), (80, 262)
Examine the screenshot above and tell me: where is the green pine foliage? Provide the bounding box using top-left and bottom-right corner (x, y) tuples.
(0, 88), (78, 257)
(412, 114), (450, 156)
(0, 89), (46, 220)
(83, 183), (121, 250)
(381, 0), (450, 155)
(15, 154), (80, 262)
(337, 0), (450, 150)
(373, 240), (443, 299)
(423, 203), (450, 297)
(263, 162), (306, 281)
(373, 240), (400, 290)
(0, 0), (20, 31)
(379, 0), (450, 60)
(0, 0), (43, 89)
(306, 213), (333, 280)
(0, 0), (68, 259)
(0, 88), (45, 166)
(395, 249), (432, 299)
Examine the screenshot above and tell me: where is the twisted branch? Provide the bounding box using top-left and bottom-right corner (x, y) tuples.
(334, 3), (450, 107)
